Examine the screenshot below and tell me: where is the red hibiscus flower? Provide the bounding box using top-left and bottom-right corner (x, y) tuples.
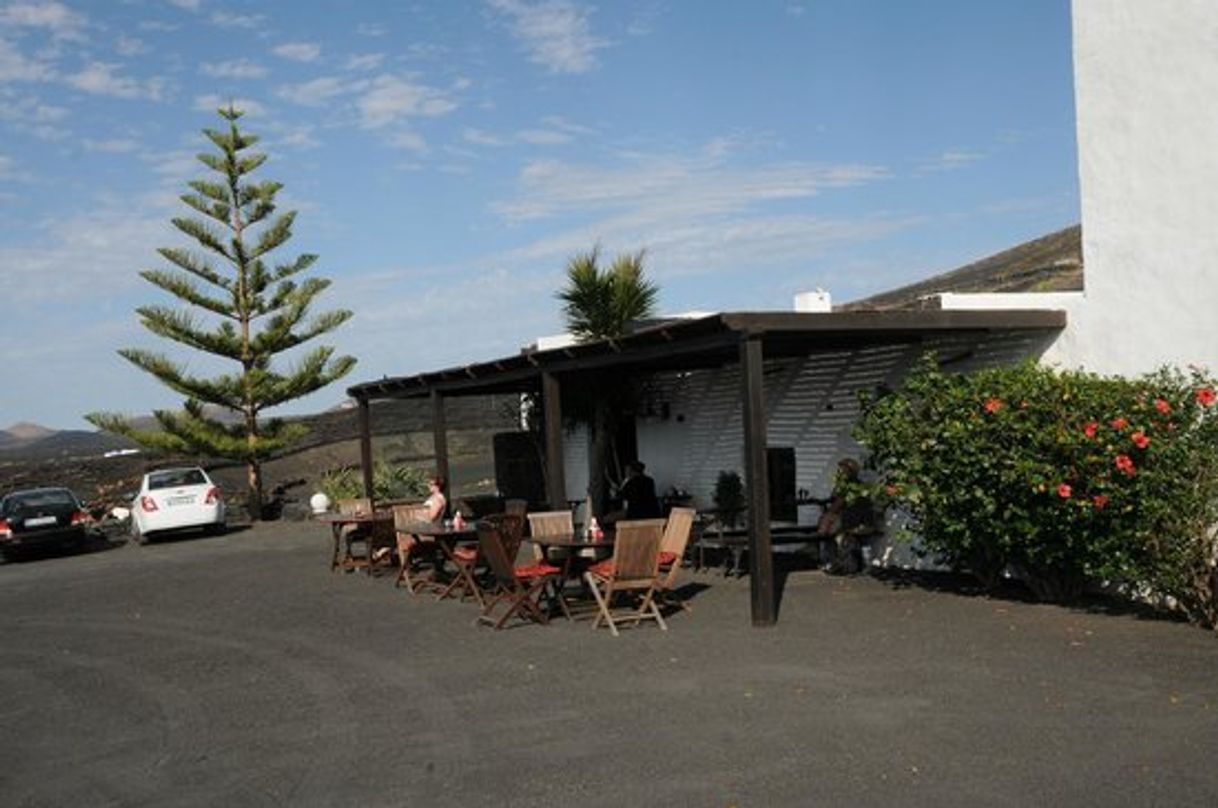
(1092, 494), (1109, 510)
(983, 397), (1004, 414)
(1057, 483), (1072, 499)
(1197, 387), (1217, 407)
(1115, 454), (1136, 476)
(1110, 416), (1129, 430)
(1082, 421), (1099, 439)
(1154, 398), (1171, 415)
(1131, 431), (1150, 449)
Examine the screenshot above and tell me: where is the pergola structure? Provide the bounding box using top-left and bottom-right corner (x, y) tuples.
(346, 309), (1066, 626)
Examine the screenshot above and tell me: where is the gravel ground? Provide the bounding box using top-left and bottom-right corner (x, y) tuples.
(2, 520), (1217, 807)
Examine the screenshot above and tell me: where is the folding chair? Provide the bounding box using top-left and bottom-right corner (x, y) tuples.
(438, 513), (524, 606)
(392, 503), (435, 593)
(336, 498), (373, 570)
(656, 507), (696, 609)
(584, 518), (668, 636)
(476, 520), (561, 630)
(526, 510), (573, 561)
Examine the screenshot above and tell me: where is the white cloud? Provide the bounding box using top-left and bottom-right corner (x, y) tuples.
(201, 58), (266, 79)
(516, 128), (570, 145)
(138, 20), (179, 32)
(116, 35), (147, 56)
(344, 52), (384, 71)
(66, 62), (164, 100)
(273, 42), (321, 62)
(495, 151), (888, 222)
(210, 11), (264, 29)
(84, 138), (139, 153)
(277, 75), (349, 107)
(167, 0), (201, 11)
(463, 127), (506, 147)
(487, 0), (607, 74)
(356, 74), (457, 128)
(389, 130), (427, 152)
(356, 22), (386, 37)
(917, 149), (985, 173)
(0, 1), (86, 40)
(193, 93), (265, 116)
(0, 152), (12, 178)
(275, 126), (321, 150)
(0, 37), (55, 82)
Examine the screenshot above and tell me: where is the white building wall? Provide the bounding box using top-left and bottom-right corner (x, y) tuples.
(1068, 0), (1218, 375)
(633, 329), (1056, 524)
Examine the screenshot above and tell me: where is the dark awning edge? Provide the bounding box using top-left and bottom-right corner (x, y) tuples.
(347, 309), (1067, 401)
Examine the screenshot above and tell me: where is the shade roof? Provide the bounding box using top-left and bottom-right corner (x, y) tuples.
(347, 309), (1067, 401)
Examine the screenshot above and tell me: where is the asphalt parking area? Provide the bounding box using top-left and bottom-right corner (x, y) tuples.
(2, 520), (1217, 806)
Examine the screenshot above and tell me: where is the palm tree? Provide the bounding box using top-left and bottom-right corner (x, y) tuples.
(559, 248), (658, 340)
(557, 248), (658, 515)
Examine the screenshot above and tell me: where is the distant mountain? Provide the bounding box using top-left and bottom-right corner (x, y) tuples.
(0, 423), (136, 458)
(4, 422), (56, 441)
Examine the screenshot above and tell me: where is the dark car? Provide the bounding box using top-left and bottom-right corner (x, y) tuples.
(0, 487), (92, 561)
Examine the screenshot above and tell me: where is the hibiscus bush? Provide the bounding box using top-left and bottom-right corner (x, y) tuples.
(854, 354), (1218, 627)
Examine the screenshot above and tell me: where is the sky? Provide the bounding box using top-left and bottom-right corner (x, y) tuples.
(0, 0), (1080, 430)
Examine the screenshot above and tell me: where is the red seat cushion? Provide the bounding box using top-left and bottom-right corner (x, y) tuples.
(658, 551), (679, 566)
(513, 563), (560, 580)
(452, 546), (477, 562)
(588, 559), (614, 578)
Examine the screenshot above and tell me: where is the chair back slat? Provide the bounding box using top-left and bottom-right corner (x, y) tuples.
(477, 521), (517, 586)
(612, 519), (666, 579)
(391, 503), (431, 531)
(660, 507), (695, 557)
(337, 498), (372, 517)
(487, 513), (525, 562)
(527, 510), (572, 537)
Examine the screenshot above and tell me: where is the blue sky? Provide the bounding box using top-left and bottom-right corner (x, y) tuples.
(0, 0), (1079, 430)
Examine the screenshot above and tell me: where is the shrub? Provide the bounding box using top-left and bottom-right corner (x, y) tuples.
(713, 470), (746, 528)
(854, 354), (1218, 626)
(319, 460), (429, 504)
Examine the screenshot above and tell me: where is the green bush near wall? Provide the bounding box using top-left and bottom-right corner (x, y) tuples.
(854, 354), (1218, 628)
(319, 460), (430, 504)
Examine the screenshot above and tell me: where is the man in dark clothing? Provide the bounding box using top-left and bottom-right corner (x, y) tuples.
(618, 461), (662, 519)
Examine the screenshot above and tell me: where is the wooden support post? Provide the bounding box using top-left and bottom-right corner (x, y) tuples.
(740, 336), (776, 626)
(541, 371), (567, 510)
(431, 390), (449, 487)
(357, 397), (374, 501)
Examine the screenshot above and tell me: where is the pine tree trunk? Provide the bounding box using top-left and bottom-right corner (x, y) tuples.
(247, 458), (263, 522)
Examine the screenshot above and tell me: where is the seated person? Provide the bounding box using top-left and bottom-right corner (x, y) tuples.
(391, 475), (447, 564)
(618, 461), (662, 520)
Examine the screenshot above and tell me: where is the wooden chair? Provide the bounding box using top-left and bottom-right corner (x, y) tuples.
(392, 503), (434, 593)
(476, 520), (561, 630)
(584, 518), (668, 636)
(656, 507), (696, 608)
(439, 513), (524, 606)
(336, 498), (373, 569)
(526, 510), (573, 562)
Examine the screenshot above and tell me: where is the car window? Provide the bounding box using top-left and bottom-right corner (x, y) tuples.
(148, 469), (207, 489)
(7, 490), (77, 510)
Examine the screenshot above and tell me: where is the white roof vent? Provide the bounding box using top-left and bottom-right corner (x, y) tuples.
(794, 288), (831, 313)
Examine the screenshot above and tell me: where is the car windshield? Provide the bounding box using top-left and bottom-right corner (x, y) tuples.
(148, 469), (207, 490)
(4, 490), (77, 512)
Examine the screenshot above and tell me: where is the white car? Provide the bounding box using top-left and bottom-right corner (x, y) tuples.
(132, 467), (226, 544)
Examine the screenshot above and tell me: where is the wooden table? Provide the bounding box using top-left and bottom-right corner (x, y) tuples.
(397, 521), (479, 592)
(524, 533), (615, 616)
(315, 511), (394, 572)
